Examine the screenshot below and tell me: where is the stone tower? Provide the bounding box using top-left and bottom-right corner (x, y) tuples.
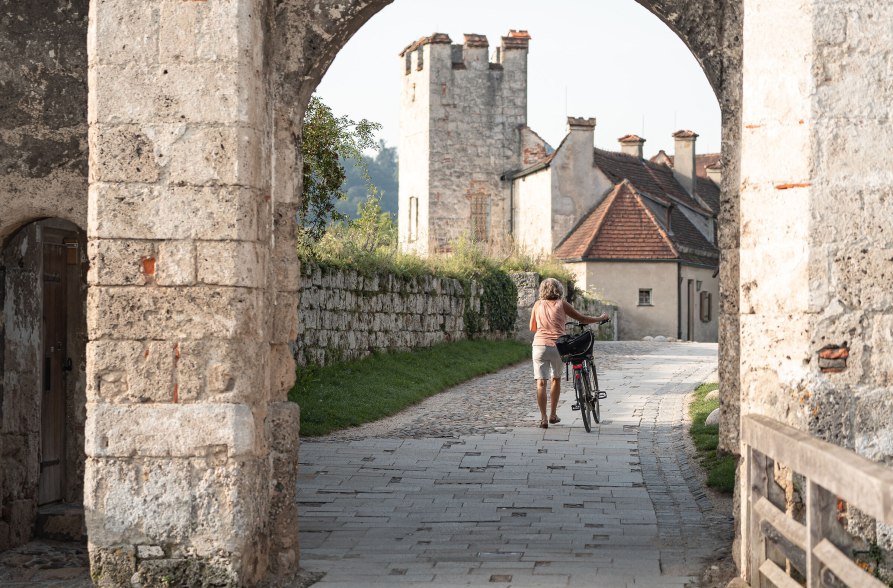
(398, 31), (530, 256)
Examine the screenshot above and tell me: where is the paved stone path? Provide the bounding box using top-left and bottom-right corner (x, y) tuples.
(298, 342), (732, 587)
(0, 540), (91, 587)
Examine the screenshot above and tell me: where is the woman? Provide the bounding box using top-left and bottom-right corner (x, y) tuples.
(529, 278), (608, 429)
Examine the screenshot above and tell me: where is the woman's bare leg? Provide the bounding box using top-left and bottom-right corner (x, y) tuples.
(549, 378), (561, 419)
(536, 379), (548, 422)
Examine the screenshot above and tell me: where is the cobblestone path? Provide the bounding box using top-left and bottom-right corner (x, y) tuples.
(299, 342), (732, 587)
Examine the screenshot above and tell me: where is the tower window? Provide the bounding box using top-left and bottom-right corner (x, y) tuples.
(408, 197), (419, 242)
(470, 194), (490, 242)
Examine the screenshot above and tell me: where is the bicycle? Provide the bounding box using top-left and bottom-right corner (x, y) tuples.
(556, 320), (609, 433)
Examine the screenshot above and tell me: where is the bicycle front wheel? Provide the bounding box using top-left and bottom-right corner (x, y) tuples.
(575, 370), (591, 433)
(587, 360), (601, 424)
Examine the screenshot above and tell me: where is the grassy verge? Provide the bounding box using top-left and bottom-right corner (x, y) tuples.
(689, 382), (736, 494)
(290, 339), (530, 437)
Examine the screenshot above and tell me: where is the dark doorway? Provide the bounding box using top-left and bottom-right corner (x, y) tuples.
(38, 229), (79, 505)
(686, 279), (695, 341)
(1, 219), (87, 549)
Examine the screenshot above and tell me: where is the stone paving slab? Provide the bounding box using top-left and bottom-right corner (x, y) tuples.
(300, 342), (732, 587)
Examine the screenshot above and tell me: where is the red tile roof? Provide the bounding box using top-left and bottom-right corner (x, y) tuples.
(555, 180), (719, 267)
(593, 149), (712, 215)
(649, 152), (721, 180)
(555, 181), (677, 261)
(646, 151), (722, 215)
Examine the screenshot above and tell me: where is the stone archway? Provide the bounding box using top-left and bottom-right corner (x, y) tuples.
(79, 0), (893, 585)
(77, 0), (743, 584)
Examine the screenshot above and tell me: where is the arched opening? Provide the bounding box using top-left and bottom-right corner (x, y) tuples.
(0, 218), (88, 560)
(278, 0), (743, 583)
(69, 0), (742, 583)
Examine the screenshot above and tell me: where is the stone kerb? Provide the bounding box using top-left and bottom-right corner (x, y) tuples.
(295, 263), (478, 366)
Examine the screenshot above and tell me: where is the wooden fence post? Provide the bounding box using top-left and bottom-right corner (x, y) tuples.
(807, 480), (835, 587)
(747, 446), (770, 587)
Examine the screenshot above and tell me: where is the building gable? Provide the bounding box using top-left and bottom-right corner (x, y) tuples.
(555, 181), (678, 261)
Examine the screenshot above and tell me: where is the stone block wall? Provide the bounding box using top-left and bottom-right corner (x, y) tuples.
(295, 263), (495, 367)
(737, 0), (893, 572)
(512, 273), (618, 344)
(85, 0), (301, 584)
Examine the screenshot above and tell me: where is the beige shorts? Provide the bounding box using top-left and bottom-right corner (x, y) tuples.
(532, 345), (563, 380)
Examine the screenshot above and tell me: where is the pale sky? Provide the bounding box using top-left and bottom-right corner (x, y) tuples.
(317, 0), (721, 157)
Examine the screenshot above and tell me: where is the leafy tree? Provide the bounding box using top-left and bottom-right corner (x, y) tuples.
(300, 95), (381, 252)
(338, 140), (399, 219)
(350, 195), (398, 253)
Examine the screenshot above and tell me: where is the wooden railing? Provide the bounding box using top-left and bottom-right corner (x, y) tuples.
(742, 414), (893, 587)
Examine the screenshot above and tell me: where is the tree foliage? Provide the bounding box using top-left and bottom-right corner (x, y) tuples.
(300, 95), (381, 251)
(338, 140), (398, 219)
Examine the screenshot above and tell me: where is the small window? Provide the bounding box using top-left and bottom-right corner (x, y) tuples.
(700, 291), (712, 322)
(408, 197), (419, 242)
(638, 289), (652, 306)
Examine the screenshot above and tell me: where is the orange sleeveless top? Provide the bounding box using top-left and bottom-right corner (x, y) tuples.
(532, 299), (566, 347)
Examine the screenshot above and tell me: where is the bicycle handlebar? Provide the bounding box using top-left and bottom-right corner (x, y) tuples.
(565, 318), (611, 327)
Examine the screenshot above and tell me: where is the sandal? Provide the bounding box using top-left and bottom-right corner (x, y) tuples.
(539, 419), (549, 429)
(549, 415), (561, 424)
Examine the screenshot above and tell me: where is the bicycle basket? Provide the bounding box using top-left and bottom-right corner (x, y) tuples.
(555, 329), (593, 361)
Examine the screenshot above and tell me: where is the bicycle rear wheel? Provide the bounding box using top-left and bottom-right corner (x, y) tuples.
(575, 370), (591, 433)
(587, 360), (601, 424)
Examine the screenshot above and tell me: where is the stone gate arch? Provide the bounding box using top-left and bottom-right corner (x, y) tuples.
(76, 0), (745, 585)
(55, 0), (741, 585)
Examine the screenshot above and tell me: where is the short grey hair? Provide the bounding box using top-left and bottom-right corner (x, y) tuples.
(538, 278), (564, 301)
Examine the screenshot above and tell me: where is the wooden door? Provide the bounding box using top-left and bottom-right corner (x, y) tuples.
(38, 236), (68, 505)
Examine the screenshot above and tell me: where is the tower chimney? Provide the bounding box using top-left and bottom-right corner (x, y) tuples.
(618, 135), (646, 159)
(706, 161), (722, 186)
(672, 130), (698, 197)
(567, 117), (596, 153)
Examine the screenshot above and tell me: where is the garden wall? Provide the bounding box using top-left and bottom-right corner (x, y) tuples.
(296, 263), (500, 366)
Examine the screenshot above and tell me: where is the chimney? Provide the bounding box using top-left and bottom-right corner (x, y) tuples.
(566, 117), (596, 156)
(672, 130), (698, 197)
(706, 161), (722, 186)
(618, 134), (646, 159)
